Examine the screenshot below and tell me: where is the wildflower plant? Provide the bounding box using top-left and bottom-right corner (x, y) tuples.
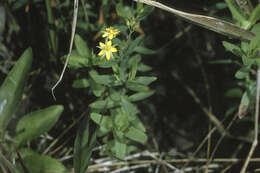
(220, 2), (260, 119)
(68, 2), (155, 160)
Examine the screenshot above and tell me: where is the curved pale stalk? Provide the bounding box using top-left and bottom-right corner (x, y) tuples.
(134, 0), (255, 41)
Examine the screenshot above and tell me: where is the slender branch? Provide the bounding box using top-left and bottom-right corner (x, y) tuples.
(51, 0), (79, 100)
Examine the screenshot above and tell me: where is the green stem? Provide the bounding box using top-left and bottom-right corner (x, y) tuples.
(45, 0), (57, 56)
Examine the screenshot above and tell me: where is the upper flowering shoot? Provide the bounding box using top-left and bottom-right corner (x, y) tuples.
(102, 27), (120, 40)
(98, 41), (117, 60)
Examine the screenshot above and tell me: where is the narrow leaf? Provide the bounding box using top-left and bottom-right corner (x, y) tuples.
(133, 76), (157, 85)
(17, 151), (66, 173)
(74, 115), (96, 173)
(222, 41), (243, 56)
(115, 140), (127, 160)
(238, 91), (250, 118)
(129, 91), (155, 102)
(15, 105), (63, 147)
(126, 81), (149, 92)
(72, 79), (90, 88)
(75, 34), (90, 57)
(125, 126), (148, 144)
(134, 46), (156, 55)
(89, 70), (116, 86)
(248, 4), (260, 29)
(61, 53), (89, 68)
(0, 48), (32, 135)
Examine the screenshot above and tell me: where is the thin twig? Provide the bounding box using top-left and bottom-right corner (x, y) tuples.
(43, 109), (87, 155)
(143, 150), (179, 171)
(240, 67), (260, 173)
(110, 164), (151, 173)
(186, 31), (213, 173)
(16, 149), (30, 173)
(51, 0), (79, 100)
(207, 113), (238, 169)
(0, 152), (17, 173)
(87, 156), (260, 172)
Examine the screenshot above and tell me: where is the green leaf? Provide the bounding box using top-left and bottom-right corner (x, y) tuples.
(17, 151), (66, 173)
(241, 41), (249, 53)
(126, 35), (144, 56)
(222, 41), (243, 57)
(116, 3), (133, 19)
(74, 115), (96, 173)
(72, 78), (90, 88)
(89, 70), (116, 86)
(138, 63), (152, 72)
(129, 91), (155, 102)
(238, 91), (250, 118)
(89, 79), (105, 97)
(225, 88), (243, 98)
(90, 112), (112, 136)
(136, 5), (154, 21)
(121, 97), (139, 118)
(225, 0), (248, 26)
(0, 48), (32, 135)
(75, 34), (90, 57)
(128, 55), (141, 80)
(15, 105), (63, 147)
(134, 46), (156, 55)
(110, 89), (121, 102)
(131, 115), (146, 132)
(248, 4), (260, 29)
(253, 57), (260, 66)
(235, 67), (250, 79)
(113, 110), (129, 132)
(61, 53), (89, 68)
(208, 59), (234, 64)
(125, 126), (148, 144)
(114, 140), (127, 160)
(248, 24), (260, 54)
(126, 81), (149, 92)
(90, 98), (116, 110)
(133, 76), (157, 85)
(208, 2), (227, 11)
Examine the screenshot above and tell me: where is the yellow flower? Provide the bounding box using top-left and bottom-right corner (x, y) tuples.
(102, 27), (120, 40)
(98, 41), (117, 60)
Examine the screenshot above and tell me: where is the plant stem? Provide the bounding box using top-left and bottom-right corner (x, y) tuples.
(45, 0), (57, 56)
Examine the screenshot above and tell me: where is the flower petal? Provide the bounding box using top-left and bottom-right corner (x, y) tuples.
(110, 47), (117, 52)
(102, 33), (108, 38)
(109, 34), (113, 40)
(106, 52), (111, 60)
(98, 50), (105, 56)
(99, 42), (105, 47)
(107, 41), (112, 46)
